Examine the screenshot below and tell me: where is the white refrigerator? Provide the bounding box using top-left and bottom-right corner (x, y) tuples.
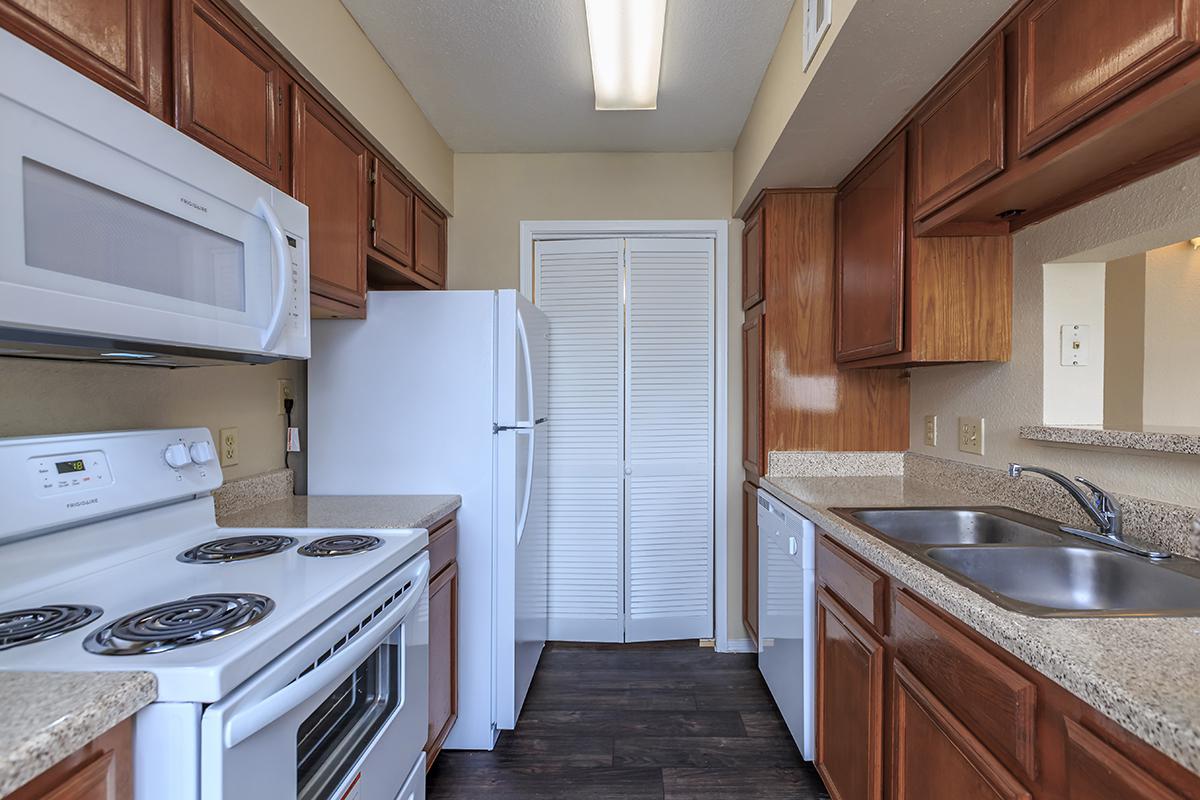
(308, 289), (549, 750)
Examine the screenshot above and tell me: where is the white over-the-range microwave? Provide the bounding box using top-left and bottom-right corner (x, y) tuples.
(0, 28), (310, 367)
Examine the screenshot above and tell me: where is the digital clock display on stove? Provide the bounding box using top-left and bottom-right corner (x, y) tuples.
(55, 459), (86, 474)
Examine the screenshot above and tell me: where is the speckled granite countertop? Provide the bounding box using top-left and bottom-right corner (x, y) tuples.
(0, 672), (155, 797)
(218, 495), (461, 531)
(760, 474), (1200, 777)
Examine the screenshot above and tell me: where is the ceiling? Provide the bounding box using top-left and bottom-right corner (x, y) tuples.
(340, 0), (795, 153)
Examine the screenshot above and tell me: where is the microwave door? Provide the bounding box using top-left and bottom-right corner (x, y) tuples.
(0, 41), (309, 361)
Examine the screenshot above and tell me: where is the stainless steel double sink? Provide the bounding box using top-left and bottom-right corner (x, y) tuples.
(831, 507), (1200, 617)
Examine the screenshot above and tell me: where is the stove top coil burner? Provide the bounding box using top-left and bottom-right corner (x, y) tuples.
(297, 534), (384, 558)
(0, 605), (102, 650)
(83, 593), (274, 655)
(177, 535), (298, 563)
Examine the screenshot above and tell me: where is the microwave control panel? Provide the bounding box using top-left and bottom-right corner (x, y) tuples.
(287, 234), (304, 331)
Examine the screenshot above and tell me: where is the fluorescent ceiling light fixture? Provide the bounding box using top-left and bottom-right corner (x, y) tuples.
(585, 0), (667, 110)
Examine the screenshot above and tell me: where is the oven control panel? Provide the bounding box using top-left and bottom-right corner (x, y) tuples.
(30, 450), (112, 496)
(0, 428), (223, 542)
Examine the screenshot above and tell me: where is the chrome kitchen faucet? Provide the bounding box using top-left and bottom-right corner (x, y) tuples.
(1007, 464), (1171, 559)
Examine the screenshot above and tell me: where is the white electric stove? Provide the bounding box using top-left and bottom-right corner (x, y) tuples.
(0, 428), (430, 800)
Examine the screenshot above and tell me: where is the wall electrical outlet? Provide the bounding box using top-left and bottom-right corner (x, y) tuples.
(277, 379), (295, 415)
(924, 415), (938, 447)
(219, 427), (240, 466)
(958, 416), (984, 456)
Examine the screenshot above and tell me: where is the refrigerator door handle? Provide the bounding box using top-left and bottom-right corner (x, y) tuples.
(516, 309), (536, 427)
(516, 426), (535, 544)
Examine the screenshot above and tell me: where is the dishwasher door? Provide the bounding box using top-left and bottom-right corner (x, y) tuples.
(756, 489), (816, 760)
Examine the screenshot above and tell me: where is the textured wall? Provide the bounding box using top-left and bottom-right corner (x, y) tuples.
(910, 154), (1200, 507)
(0, 357), (305, 484)
(1143, 242), (1200, 427)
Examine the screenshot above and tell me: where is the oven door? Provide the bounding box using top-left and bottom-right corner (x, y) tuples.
(0, 31), (309, 360)
(199, 554), (429, 800)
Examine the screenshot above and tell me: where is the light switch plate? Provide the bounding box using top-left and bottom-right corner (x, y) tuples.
(958, 416), (984, 456)
(219, 427), (240, 467)
(924, 415), (938, 447)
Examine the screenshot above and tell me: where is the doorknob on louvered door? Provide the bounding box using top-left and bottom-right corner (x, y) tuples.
(624, 465), (633, 476)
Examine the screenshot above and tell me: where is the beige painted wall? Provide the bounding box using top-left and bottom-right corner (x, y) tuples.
(0, 358), (304, 483)
(909, 154), (1200, 507)
(232, 0), (454, 211)
(448, 151), (748, 640)
(732, 0), (857, 211)
(1103, 253), (1146, 430)
(1042, 263), (1105, 426)
(1143, 242), (1200, 428)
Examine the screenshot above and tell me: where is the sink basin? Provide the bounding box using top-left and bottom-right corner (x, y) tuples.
(927, 546), (1200, 615)
(849, 508), (1061, 547)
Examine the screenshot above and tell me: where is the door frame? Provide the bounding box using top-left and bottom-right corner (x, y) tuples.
(519, 219), (732, 652)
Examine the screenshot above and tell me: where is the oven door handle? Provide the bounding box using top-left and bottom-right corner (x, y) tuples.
(223, 560), (429, 748)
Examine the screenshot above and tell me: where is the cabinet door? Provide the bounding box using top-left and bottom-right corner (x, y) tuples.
(741, 303), (764, 474)
(892, 660), (1031, 800)
(426, 560), (458, 768)
(741, 481), (759, 645)
(8, 719), (131, 800)
(912, 35), (1005, 219)
(292, 89), (368, 313)
(174, 0), (287, 187)
(1063, 718), (1183, 800)
(816, 587), (884, 800)
(0, 0), (167, 119)
(1017, 0), (1200, 156)
(413, 194), (446, 286)
(370, 157), (414, 269)
(835, 132), (906, 363)
(742, 204), (765, 310)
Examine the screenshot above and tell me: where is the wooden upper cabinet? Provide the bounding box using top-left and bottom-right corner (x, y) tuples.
(816, 587), (885, 800)
(292, 88), (368, 315)
(892, 661), (1032, 800)
(175, 0), (287, 187)
(1063, 719), (1184, 800)
(741, 303), (764, 475)
(912, 35), (1005, 219)
(413, 194), (446, 286)
(370, 157), (414, 269)
(835, 132), (907, 363)
(741, 481), (760, 645)
(0, 0), (168, 119)
(1016, 0), (1200, 156)
(742, 203), (765, 309)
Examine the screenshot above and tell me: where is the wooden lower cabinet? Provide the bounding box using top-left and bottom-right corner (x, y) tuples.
(425, 515), (458, 769)
(815, 587), (884, 800)
(892, 660), (1030, 800)
(8, 718), (132, 800)
(741, 480), (759, 646)
(815, 526), (1200, 800)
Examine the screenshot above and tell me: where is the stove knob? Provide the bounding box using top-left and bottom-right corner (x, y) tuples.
(189, 441), (216, 465)
(164, 443), (191, 469)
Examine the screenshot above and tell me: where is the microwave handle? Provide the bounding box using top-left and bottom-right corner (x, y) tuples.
(223, 559), (429, 748)
(256, 198), (291, 352)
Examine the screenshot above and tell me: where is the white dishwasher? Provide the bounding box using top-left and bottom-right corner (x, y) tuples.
(757, 488), (817, 760)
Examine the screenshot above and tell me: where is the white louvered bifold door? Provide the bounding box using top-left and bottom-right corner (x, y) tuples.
(534, 239), (626, 642)
(624, 238), (715, 642)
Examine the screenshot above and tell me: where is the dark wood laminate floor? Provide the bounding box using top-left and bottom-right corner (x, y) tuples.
(427, 641), (831, 800)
